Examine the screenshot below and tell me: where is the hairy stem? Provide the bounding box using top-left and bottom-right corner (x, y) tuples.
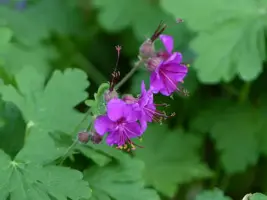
(59, 108), (92, 165)
(115, 59), (144, 90)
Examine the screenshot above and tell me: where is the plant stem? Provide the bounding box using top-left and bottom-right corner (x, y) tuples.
(238, 82), (251, 103)
(115, 59), (144, 90)
(59, 139), (79, 165)
(59, 108), (92, 165)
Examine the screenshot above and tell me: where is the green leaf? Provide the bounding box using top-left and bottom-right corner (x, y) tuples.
(84, 158), (160, 200)
(92, 0), (190, 46)
(250, 193), (267, 200)
(0, 67), (89, 134)
(1, 44), (58, 78)
(76, 145), (112, 167)
(210, 105), (261, 174)
(0, 26), (12, 46)
(0, 0), (83, 45)
(0, 150), (91, 200)
(85, 82), (109, 116)
(195, 188), (232, 200)
(0, 101), (25, 158)
(135, 125), (212, 197)
(161, 0), (267, 83)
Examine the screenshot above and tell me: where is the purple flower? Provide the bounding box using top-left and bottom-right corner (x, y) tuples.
(148, 34), (188, 96)
(123, 81), (173, 130)
(94, 99), (142, 147)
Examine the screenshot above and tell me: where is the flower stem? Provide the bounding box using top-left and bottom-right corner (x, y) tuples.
(59, 108), (92, 165)
(115, 59), (144, 90)
(59, 139), (79, 165)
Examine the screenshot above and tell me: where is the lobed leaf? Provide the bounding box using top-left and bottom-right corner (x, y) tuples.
(135, 125), (212, 197)
(84, 158), (160, 200)
(161, 0), (267, 83)
(0, 150), (91, 200)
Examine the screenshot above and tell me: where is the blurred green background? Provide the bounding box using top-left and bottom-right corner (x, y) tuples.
(0, 0), (267, 200)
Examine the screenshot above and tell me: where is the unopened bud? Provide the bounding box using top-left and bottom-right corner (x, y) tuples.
(104, 90), (118, 102)
(122, 94), (137, 104)
(145, 56), (162, 71)
(139, 39), (155, 59)
(77, 131), (103, 144)
(78, 131), (90, 143)
(90, 132), (103, 144)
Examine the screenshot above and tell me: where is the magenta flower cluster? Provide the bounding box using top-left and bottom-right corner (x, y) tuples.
(94, 34), (188, 150)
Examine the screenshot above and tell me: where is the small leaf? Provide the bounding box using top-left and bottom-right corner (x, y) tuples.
(85, 82), (109, 116)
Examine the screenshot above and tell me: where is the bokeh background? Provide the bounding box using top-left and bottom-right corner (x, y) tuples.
(0, 0), (267, 200)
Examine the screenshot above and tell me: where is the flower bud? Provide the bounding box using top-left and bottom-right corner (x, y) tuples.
(78, 131), (90, 143)
(122, 94), (137, 104)
(77, 131), (103, 144)
(145, 56), (162, 71)
(104, 90), (118, 102)
(139, 39), (155, 59)
(90, 132), (102, 144)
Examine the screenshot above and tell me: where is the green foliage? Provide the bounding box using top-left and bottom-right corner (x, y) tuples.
(0, 1), (266, 200)
(84, 159), (160, 200)
(161, 0), (267, 83)
(0, 150), (91, 200)
(195, 189), (232, 200)
(85, 83), (109, 116)
(135, 125), (212, 197)
(0, 0), (82, 45)
(251, 193), (267, 200)
(91, 0), (190, 48)
(0, 67), (89, 133)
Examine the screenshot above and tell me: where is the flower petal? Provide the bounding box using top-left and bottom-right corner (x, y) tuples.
(160, 34), (174, 54)
(124, 104), (138, 122)
(150, 72), (164, 94)
(107, 98), (126, 121)
(94, 115), (113, 135)
(124, 122), (142, 138)
(163, 63), (188, 82)
(165, 52), (182, 64)
(140, 117), (148, 133)
(106, 131), (126, 146)
(159, 70), (178, 96)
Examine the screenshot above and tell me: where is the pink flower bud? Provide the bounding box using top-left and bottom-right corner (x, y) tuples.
(139, 39), (155, 59)
(104, 90), (118, 102)
(78, 131), (90, 143)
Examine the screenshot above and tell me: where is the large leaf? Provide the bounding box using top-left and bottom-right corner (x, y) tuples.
(92, 0), (190, 47)
(0, 67), (89, 133)
(135, 125), (212, 197)
(0, 150), (91, 200)
(161, 0), (267, 83)
(84, 158), (160, 200)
